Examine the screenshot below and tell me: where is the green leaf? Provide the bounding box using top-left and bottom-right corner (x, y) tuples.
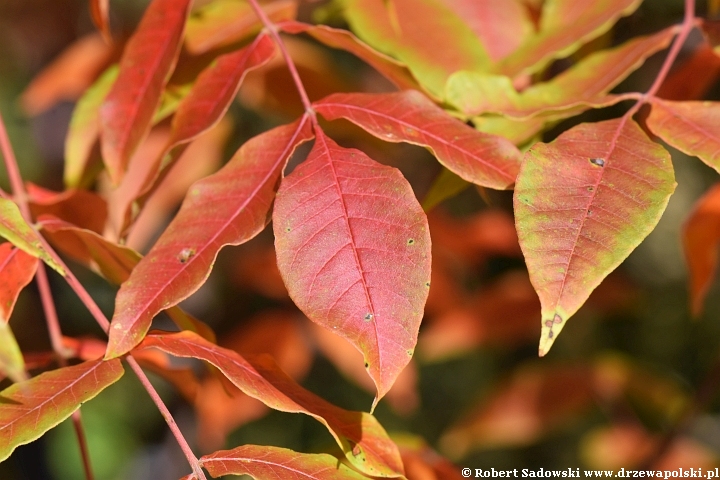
(0, 199), (64, 275)
(0, 359), (124, 462)
(0, 322), (26, 384)
(341, 0), (491, 97)
(514, 119), (675, 355)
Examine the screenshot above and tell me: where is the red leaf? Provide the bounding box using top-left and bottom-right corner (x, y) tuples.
(0, 359), (124, 462)
(0, 244), (38, 324)
(27, 183), (107, 234)
(646, 98), (720, 174)
(682, 184), (720, 317)
(314, 91), (521, 190)
(106, 117), (314, 359)
(168, 33), (276, 149)
(514, 119), (675, 356)
(273, 129), (431, 405)
(278, 21), (421, 93)
(201, 445), (371, 479)
(184, 0), (297, 54)
(100, 0), (192, 185)
(89, 0), (112, 43)
(141, 330), (405, 477)
(39, 216), (216, 343)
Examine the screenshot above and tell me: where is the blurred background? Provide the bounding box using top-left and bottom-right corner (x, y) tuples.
(2, 0), (720, 478)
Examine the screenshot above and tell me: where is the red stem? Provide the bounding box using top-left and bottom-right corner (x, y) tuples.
(126, 357), (207, 480)
(0, 108), (205, 480)
(246, 0), (317, 122)
(71, 410), (95, 480)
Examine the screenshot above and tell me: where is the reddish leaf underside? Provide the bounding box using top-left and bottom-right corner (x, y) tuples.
(514, 118), (675, 356)
(141, 331), (404, 477)
(496, 0), (643, 77)
(105, 117), (314, 359)
(278, 21), (421, 93)
(0, 359), (124, 462)
(201, 445), (371, 479)
(646, 99), (720, 174)
(341, 0), (490, 97)
(314, 90), (521, 190)
(0, 244), (38, 324)
(273, 129), (431, 405)
(682, 184), (720, 317)
(100, 0), (192, 185)
(0, 199), (63, 275)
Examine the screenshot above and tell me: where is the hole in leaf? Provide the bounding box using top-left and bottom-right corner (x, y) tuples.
(364, 362), (369, 368)
(364, 313), (374, 321)
(407, 238), (415, 245)
(589, 157), (605, 167)
(285, 227), (291, 232)
(587, 186), (594, 191)
(425, 282), (431, 287)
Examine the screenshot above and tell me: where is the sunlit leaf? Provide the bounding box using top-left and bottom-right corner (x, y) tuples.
(100, 0), (192, 184)
(274, 129), (431, 405)
(38, 216), (216, 343)
(185, 0), (297, 54)
(167, 33), (276, 149)
(341, 0), (490, 97)
(447, 27), (676, 118)
(106, 117), (314, 359)
(141, 330), (405, 477)
(64, 65), (117, 188)
(0, 199), (63, 275)
(514, 119), (675, 355)
(682, 184), (720, 317)
(646, 98), (720, 173)
(0, 243), (38, 325)
(201, 445), (370, 479)
(496, 0), (643, 77)
(0, 359), (124, 462)
(278, 20), (421, 93)
(314, 91), (521, 189)
(0, 322), (27, 384)
(437, 0), (533, 61)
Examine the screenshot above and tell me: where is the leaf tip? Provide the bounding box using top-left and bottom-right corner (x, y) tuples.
(538, 313), (565, 357)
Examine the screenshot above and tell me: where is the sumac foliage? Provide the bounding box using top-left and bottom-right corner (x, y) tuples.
(2, 0), (720, 478)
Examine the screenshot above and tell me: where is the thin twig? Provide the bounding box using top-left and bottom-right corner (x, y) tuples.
(246, 0), (317, 121)
(126, 356), (208, 480)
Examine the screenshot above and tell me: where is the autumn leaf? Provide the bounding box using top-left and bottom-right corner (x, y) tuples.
(27, 183), (107, 234)
(184, 0), (297, 54)
(273, 128), (431, 405)
(140, 330), (405, 477)
(0, 243), (38, 324)
(105, 117), (314, 359)
(38, 215), (215, 343)
(340, 0), (491, 97)
(514, 118), (675, 355)
(0, 199), (64, 275)
(0, 322), (27, 384)
(682, 184), (720, 317)
(278, 20), (421, 93)
(437, 0), (533, 62)
(100, 0), (192, 185)
(447, 26), (677, 118)
(313, 91), (521, 190)
(646, 98), (720, 173)
(200, 445), (370, 479)
(496, 0), (643, 77)
(0, 359), (124, 462)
